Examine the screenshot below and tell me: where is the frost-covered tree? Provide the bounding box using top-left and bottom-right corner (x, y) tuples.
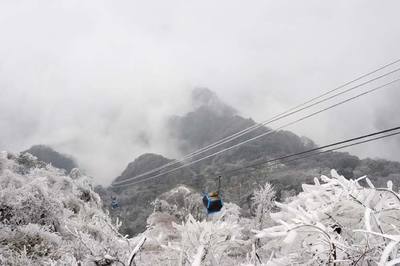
(0, 151), (144, 265)
(5, 149), (400, 266)
(142, 170), (400, 265)
(142, 187), (249, 265)
(252, 182), (275, 230)
(249, 182), (276, 264)
(254, 169), (400, 265)
(166, 203), (247, 266)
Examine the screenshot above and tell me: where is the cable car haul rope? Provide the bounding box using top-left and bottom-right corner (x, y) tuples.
(112, 58), (400, 187)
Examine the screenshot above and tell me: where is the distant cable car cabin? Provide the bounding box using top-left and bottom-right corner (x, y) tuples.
(202, 176), (223, 214)
(111, 196), (120, 209)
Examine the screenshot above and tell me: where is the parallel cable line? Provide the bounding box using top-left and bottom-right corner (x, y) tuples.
(119, 127), (400, 187)
(223, 129), (400, 176)
(119, 59), (400, 182)
(115, 64), (400, 184)
(173, 58), (400, 159)
(244, 131), (400, 176)
(112, 78), (400, 187)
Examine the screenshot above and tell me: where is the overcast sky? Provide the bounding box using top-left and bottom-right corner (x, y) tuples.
(1, 0), (400, 184)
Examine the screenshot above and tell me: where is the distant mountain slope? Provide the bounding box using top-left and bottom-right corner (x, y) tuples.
(168, 88), (316, 170)
(23, 145), (78, 173)
(108, 153), (198, 235)
(114, 153), (175, 184)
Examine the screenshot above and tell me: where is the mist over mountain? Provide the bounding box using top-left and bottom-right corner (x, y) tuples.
(2, 1), (400, 264)
(191, 87), (237, 116)
(169, 88), (315, 160)
(9, 89), (399, 237)
(107, 88), (400, 236)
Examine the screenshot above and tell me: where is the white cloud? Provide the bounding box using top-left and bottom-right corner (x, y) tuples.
(1, 0), (400, 184)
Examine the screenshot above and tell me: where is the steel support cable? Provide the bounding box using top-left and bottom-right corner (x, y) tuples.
(117, 128), (400, 187)
(119, 59), (400, 182)
(223, 130), (400, 176)
(170, 58), (400, 158)
(114, 78), (400, 186)
(179, 66), (400, 156)
(115, 65), (400, 184)
(112, 78), (400, 187)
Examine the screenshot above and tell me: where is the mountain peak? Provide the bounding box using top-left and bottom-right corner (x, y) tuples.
(191, 87), (236, 116)
(114, 153), (173, 183)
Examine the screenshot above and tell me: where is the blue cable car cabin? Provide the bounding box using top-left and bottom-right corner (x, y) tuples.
(202, 191), (223, 214)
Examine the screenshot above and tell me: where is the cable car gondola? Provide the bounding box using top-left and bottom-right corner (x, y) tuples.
(202, 176), (223, 214)
(111, 196), (120, 209)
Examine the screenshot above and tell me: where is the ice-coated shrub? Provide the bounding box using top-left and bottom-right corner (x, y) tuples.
(0, 152), (135, 265)
(255, 170), (400, 265)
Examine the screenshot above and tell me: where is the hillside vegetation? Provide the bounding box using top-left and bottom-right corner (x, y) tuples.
(3, 151), (400, 265)
(0, 152), (142, 265)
